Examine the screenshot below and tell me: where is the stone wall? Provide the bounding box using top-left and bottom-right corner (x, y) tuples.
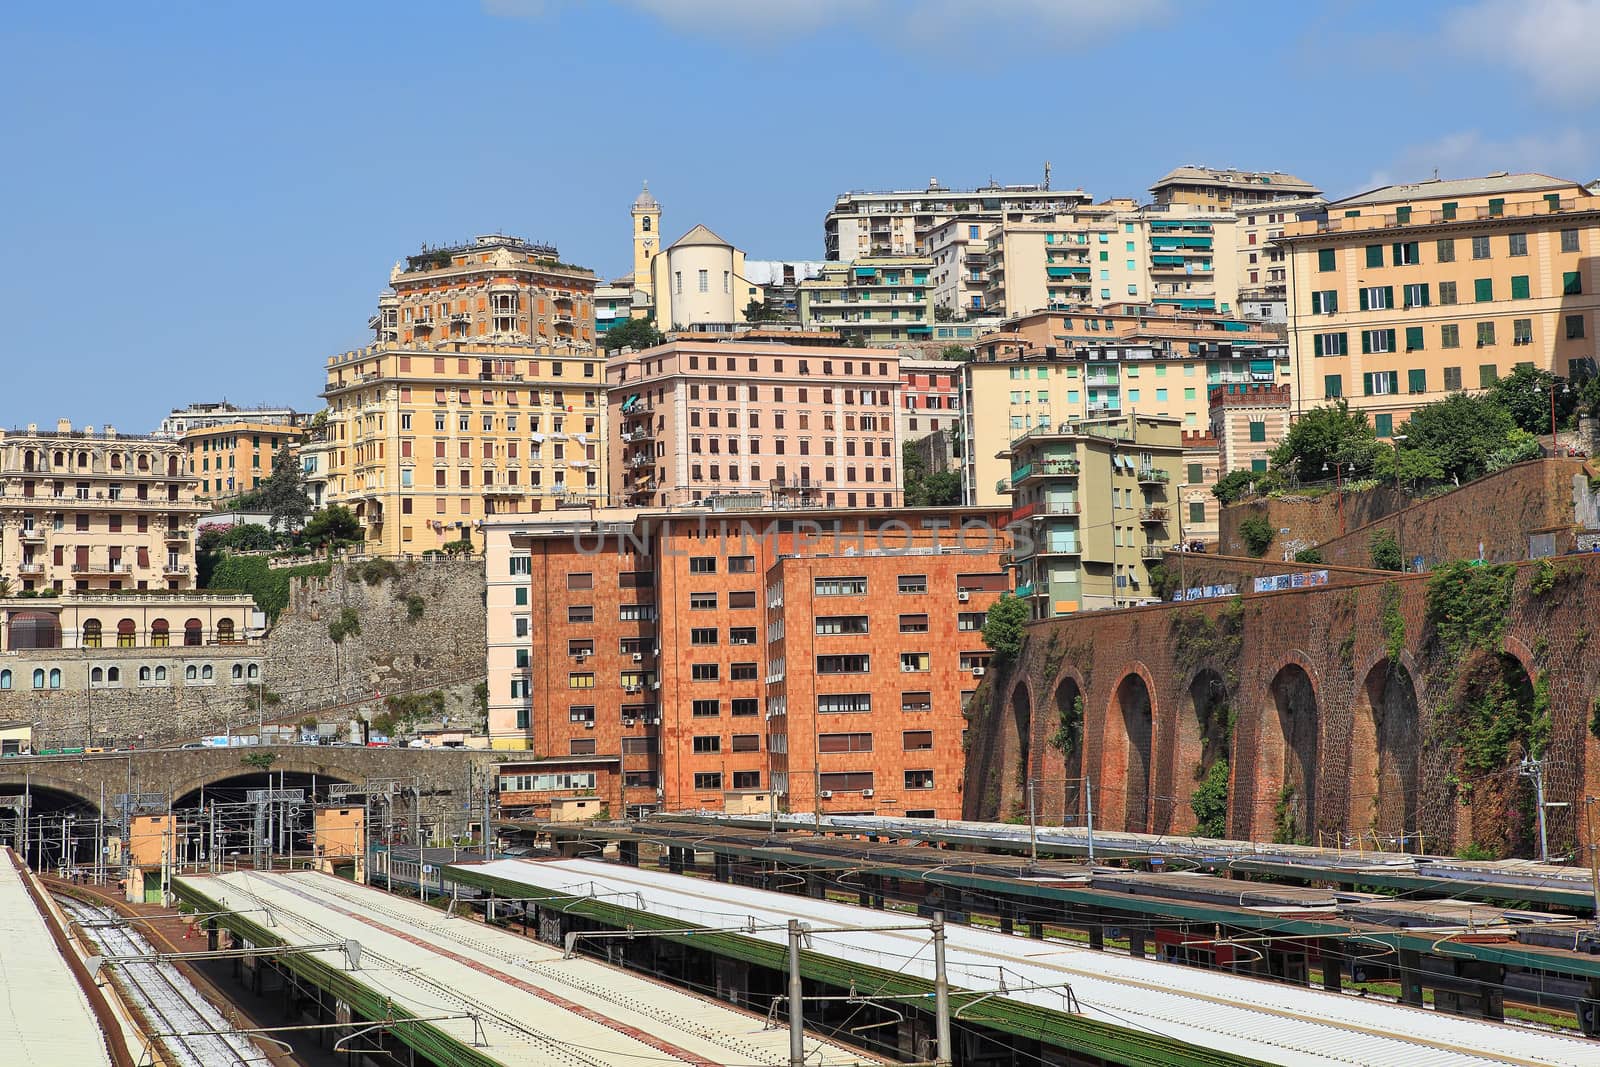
(1217, 486), (1410, 559)
(1154, 551), (1383, 596)
(964, 552), (1600, 859)
(259, 558), (487, 728)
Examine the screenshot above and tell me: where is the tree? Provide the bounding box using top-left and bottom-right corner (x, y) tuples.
(1239, 515), (1274, 557)
(935, 305), (956, 323)
(980, 593), (1029, 663)
(743, 299), (778, 324)
(937, 344), (972, 362)
(260, 447), (312, 532)
(1368, 529), (1401, 571)
(1269, 400), (1383, 483)
(902, 441), (962, 506)
(1399, 393), (1517, 483)
(1490, 365), (1574, 436)
(299, 505), (362, 549)
(601, 316), (665, 352)
(1212, 469), (1258, 505)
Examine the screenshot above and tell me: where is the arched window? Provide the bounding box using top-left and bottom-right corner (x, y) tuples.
(53, 451), (63, 467)
(7, 612), (60, 650)
(216, 618), (236, 643)
(107, 666), (120, 684)
(167, 456), (178, 476)
(184, 665), (197, 681)
(201, 664), (214, 681)
(32, 670), (44, 689)
(110, 452), (122, 470)
(82, 618), (103, 648)
(77, 451), (89, 469)
(138, 454), (150, 471)
(0, 670), (10, 690)
(150, 619), (170, 647)
(138, 666), (150, 682)
(643, 216), (652, 232)
(184, 619), (203, 646)
(154, 666), (167, 682)
(247, 663), (260, 680)
(49, 669), (61, 689)
(90, 667), (103, 685)
(231, 663), (243, 681)
(117, 619), (136, 648)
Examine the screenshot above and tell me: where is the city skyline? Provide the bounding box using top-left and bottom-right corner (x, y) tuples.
(4, 0), (1597, 429)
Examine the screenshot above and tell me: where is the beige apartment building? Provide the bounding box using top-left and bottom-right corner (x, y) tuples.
(0, 422), (204, 592)
(925, 216), (992, 317)
(797, 258), (936, 345)
(608, 339), (903, 509)
(1210, 383), (1292, 474)
(1002, 414), (1184, 618)
(962, 305), (1289, 506)
(183, 419), (308, 503)
(1150, 166), (1322, 211)
(322, 342), (608, 555)
(984, 201), (1241, 318)
(1278, 173), (1600, 433)
(824, 180), (1091, 260)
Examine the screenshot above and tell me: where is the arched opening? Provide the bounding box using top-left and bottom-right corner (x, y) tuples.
(1047, 677), (1084, 823)
(106, 667), (119, 685)
(138, 454), (150, 472)
(150, 619), (170, 647)
(31, 669), (44, 690)
(1250, 665), (1320, 844)
(216, 618), (236, 643)
(49, 669), (60, 690)
(1352, 660), (1421, 850)
(184, 665), (197, 681)
(247, 663), (259, 680)
(0, 670), (9, 690)
(184, 619), (203, 646)
(201, 665), (214, 681)
(1008, 684), (1032, 820)
(1111, 674), (1154, 833)
(1184, 669), (1232, 838)
(1450, 651), (1540, 858)
(90, 667), (103, 686)
(231, 664), (243, 681)
(0, 785), (100, 868)
(81, 618), (102, 648)
(7, 612), (60, 650)
(154, 666), (167, 682)
(116, 619), (136, 648)
(139, 666), (151, 683)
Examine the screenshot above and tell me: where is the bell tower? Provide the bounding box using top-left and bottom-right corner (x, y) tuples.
(631, 181), (662, 306)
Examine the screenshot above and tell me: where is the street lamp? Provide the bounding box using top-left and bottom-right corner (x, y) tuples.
(1322, 461), (1345, 534)
(1551, 378), (1572, 455)
(1391, 434), (1408, 571)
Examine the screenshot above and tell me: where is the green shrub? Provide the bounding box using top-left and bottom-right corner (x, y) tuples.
(1191, 759), (1229, 838)
(1368, 529), (1401, 571)
(1293, 547), (1324, 564)
(207, 555), (331, 620)
(402, 592), (426, 621)
(1239, 515), (1273, 557)
(359, 558), (400, 586)
(328, 607), (362, 643)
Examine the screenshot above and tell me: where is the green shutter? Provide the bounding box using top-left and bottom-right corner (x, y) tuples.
(1187, 463), (1202, 484)
(1384, 286), (1394, 309)
(1313, 334), (1324, 357)
(1565, 271), (1583, 295)
(1359, 288), (1369, 311)
(1408, 368), (1426, 393)
(1366, 245), (1384, 268)
(1249, 421), (1266, 442)
(1386, 329), (1397, 352)
(1325, 374), (1342, 398)
(1488, 198), (1505, 216)
(1363, 372), (1374, 396)
(1251, 459), (1268, 473)
(1396, 206), (1412, 224)
(1375, 414), (1393, 438)
(1475, 278), (1493, 302)
(1442, 202), (1457, 220)
(1392, 242), (1404, 264)
(1361, 331), (1371, 354)
(1318, 248), (1336, 272)
(1405, 326), (1423, 351)
(1420, 283), (1431, 307)
(1546, 193), (1562, 210)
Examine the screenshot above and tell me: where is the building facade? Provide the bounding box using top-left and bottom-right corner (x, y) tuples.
(1149, 166), (1322, 211)
(823, 180), (1090, 260)
(1001, 414), (1184, 618)
(962, 306), (1290, 506)
(1209, 383), (1292, 475)
(607, 340), (904, 509)
(183, 420), (308, 503)
(648, 224), (763, 333)
(897, 358), (963, 446)
(925, 216), (993, 317)
(156, 403), (304, 439)
(1277, 173), (1600, 430)
(483, 507), (1009, 819)
(796, 258), (936, 345)
(0, 422), (204, 592)
(322, 341), (608, 555)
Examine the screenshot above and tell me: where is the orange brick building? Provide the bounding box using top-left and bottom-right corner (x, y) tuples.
(484, 507), (1009, 819)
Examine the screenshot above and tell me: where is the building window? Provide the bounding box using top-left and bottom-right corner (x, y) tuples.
(1562, 229), (1580, 253)
(896, 574), (928, 594)
(1564, 271), (1583, 295)
(1436, 238), (1455, 263)
(1444, 366), (1463, 390)
(1479, 364), (1499, 388)
(1324, 374), (1342, 398)
(692, 735), (721, 754)
(813, 576), (867, 596)
(903, 730), (933, 751)
(818, 732), (873, 753)
(815, 616), (869, 635)
(1513, 318), (1533, 344)
(1471, 236), (1491, 260)
(1316, 249), (1335, 272)
(1405, 326), (1424, 351)
(1310, 290), (1337, 314)
(819, 693), (871, 714)
(691, 663), (720, 681)
(1508, 232), (1528, 257)
(1375, 413), (1394, 438)
(688, 556), (717, 574)
(817, 655), (870, 674)
(690, 627), (719, 646)
(1441, 324), (1460, 349)
(731, 697), (759, 716)
(692, 699), (720, 718)
(693, 772), (722, 790)
(899, 652), (930, 672)
(1567, 315), (1587, 339)
(1248, 421), (1266, 443)
(1477, 321), (1496, 346)
(904, 770), (935, 790)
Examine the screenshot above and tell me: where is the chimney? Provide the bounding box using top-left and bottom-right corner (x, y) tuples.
(27, 423), (38, 433)
(56, 419), (72, 434)
(103, 425), (117, 439)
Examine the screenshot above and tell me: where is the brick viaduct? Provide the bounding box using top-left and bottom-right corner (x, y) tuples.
(963, 552), (1600, 858)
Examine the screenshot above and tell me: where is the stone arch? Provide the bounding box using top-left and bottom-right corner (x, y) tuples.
(1005, 679), (1035, 821)
(1101, 665), (1156, 833)
(168, 762), (357, 809)
(0, 772), (104, 813)
(1242, 660), (1321, 843)
(1165, 668), (1231, 836)
(1351, 652), (1423, 850)
(1448, 649), (1541, 858)
(1038, 671), (1086, 824)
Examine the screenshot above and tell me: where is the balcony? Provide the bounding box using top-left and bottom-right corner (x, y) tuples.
(1139, 507), (1169, 524)
(1035, 500), (1080, 517)
(163, 564), (189, 577)
(1013, 582), (1036, 598)
(164, 527), (192, 543)
(413, 317), (436, 331)
(1136, 468), (1171, 485)
(620, 427), (652, 443)
(1140, 543), (1168, 560)
(1007, 463), (1033, 487)
(1039, 459), (1080, 477)
(18, 529), (44, 544)
(625, 453), (652, 469)
(17, 562), (43, 576)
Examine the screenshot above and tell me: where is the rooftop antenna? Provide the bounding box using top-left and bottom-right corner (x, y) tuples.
(1044, 161), (1052, 190)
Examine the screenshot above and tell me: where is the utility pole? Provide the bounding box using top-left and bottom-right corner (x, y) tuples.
(1519, 757), (1550, 863)
(1027, 779), (1036, 866)
(1586, 797), (1600, 927)
(787, 920), (805, 1067)
(933, 913), (953, 1067)
(1085, 776), (1095, 865)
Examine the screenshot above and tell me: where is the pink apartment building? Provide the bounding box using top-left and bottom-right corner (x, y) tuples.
(607, 340), (905, 509)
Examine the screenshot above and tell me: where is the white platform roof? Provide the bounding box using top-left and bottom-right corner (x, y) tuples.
(0, 855), (113, 1067)
(186, 868), (883, 1067)
(460, 857), (1600, 1067)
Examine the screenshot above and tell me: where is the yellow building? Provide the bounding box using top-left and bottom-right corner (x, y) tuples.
(797, 258), (935, 345)
(0, 421), (204, 592)
(631, 183), (661, 308)
(183, 420), (308, 503)
(1002, 414), (1184, 618)
(321, 341), (609, 555)
(1278, 173), (1600, 434)
(962, 306), (1289, 507)
(1150, 166), (1322, 211)
(648, 224), (764, 333)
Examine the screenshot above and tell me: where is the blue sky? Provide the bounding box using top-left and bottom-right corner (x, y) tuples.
(2, 0), (1595, 430)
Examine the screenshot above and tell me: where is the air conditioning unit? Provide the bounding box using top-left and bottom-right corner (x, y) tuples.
(624, 685), (641, 694)
(957, 591), (970, 602)
(862, 788), (874, 798)
(632, 652), (644, 662)
(622, 718), (636, 727)
(972, 666), (986, 677)
(583, 721), (594, 729)
(819, 790), (834, 799)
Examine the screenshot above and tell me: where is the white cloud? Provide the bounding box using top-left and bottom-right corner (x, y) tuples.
(1449, 0), (1600, 99)
(1355, 129), (1593, 195)
(483, 0), (1173, 44)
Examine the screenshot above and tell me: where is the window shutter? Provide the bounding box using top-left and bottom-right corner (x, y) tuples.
(1318, 249), (1335, 271)
(1313, 334), (1324, 357)
(1386, 329), (1397, 352)
(1392, 242), (1403, 265)
(1363, 372), (1374, 396)
(1325, 374), (1342, 398)
(1338, 332), (1348, 356)
(1384, 286), (1394, 309)
(1361, 331), (1371, 354)
(1359, 288), (1369, 311)
(1421, 283), (1430, 307)
(1406, 326), (1423, 351)
(1565, 271), (1583, 295)
(1366, 245), (1383, 269)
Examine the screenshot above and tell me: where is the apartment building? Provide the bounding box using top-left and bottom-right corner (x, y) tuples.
(0, 422), (204, 592)
(898, 358), (962, 446)
(594, 279), (637, 340)
(183, 420), (308, 503)
(607, 339), (903, 509)
(1150, 166), (1322, 211)
(796, 258), (936, 345)
(925, 216), (993, 316)
(1234, 197), (1327, 319)
(824, 180), (1091, 260)
(984, 201), (1241, 317)
(482, 507), (1009, 818)
(156, 402), (304, 439)
(372, 233), (598, 351)
(1210, 383), (1292, 474)
(1001, 414), (1184, 619)
(322, 341), (608, 555)
(1177, 429), (1221, 547)
(962, 305), (1289, 505)
(1278, 173), (1600, 430)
